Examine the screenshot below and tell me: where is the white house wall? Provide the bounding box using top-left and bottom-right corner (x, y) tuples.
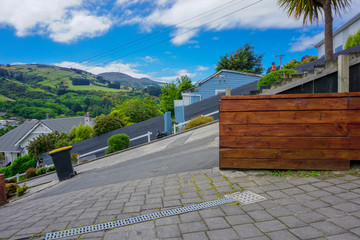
(18, 123), (52, 156)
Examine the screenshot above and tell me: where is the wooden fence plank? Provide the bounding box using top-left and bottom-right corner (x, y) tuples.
(220, 98), (347, 112)
(219, 124), (348, 137)
(220, 92), (360, 100)
(347, 97), (360, 110)
(219, 110), (360, 125)
(220, 136), (360, 149)
(348, 124), (360, 136)
(219, 158), (350, 170)
(220, 148), (360, 160)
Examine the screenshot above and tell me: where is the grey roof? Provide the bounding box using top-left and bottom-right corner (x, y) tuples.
(315, 12), (360, 47)
(294, 44), (360, 73)
(184, 80), (258, 121)
(0, 120), (38, 152)
(0, 117), (85, 153)
(42, 116), (85, 133)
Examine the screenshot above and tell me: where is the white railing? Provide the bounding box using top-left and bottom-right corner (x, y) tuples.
(78, 131), (152, 160)
(5, 164), (54, 183)
(173, 110), (219, 134)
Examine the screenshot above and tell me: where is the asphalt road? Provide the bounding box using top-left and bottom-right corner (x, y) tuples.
(29, 122), (219, 200)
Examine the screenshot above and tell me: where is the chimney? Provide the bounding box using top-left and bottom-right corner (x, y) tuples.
(85, 112), (92, 126)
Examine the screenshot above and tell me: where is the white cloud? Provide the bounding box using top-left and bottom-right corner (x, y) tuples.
(289, 32), (323, 52)
(212, 36), (219, 40)
(196, 65), (209, 71)
(156, 68), (196, 82)
(141, 56), (159, 63)
(54, 61), (151, 78)
(0, 0), (112, 43)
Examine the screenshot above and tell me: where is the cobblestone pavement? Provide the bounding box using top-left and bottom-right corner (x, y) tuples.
(1, 169), (360, 240)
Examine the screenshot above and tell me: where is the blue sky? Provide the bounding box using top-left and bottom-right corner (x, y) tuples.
(0, 0), (359, 83)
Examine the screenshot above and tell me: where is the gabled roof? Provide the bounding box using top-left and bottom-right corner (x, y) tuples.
(197, 69), (262, 86)
(315, 12), (360, 47)
(0, 116), (85, 153)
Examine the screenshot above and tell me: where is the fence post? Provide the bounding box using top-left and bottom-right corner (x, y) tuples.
(16, 173), (19, 183)
(147, 132), (151, 142)
(173, 124), (177, 134)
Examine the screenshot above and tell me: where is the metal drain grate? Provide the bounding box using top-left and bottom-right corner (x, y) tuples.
(225, 191), (267, 205)
(42, 191), (265, 240)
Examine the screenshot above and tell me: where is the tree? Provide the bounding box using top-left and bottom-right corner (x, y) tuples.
(93, 115), (123, 136)
(277, 0), (352, 61)
(105, 134), (130, 154)
(114, 96), (162, 124)
(160, 75), (195, 113)
(345, 29), (360, 49)
(215, 43), (264, 74)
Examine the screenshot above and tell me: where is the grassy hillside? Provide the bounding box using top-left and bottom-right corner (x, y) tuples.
(99, 72), (162, 89)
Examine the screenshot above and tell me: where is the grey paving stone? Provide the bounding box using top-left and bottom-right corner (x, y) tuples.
(179, 221), (208, 233)
(247, 210), (274, 221)
(163, 199), (182, 207)
(157, 224), (181, 238)
(219, 205), (244, 216)
(207, 228), (240, 240)
(14, 226), (46, 235)
(315, 207), (347, 218)
(204, 217), (230, 230)
(266, 230), (298, 240)
(183, 232), (209, 240)
(181, 197), (202, 205)
(0, 229), (21, 238)
(302, 199), (331, 210)
(311, 221), (347, 235)
(78, 231), (104, 239)
(281, 187), (305, 195)
(289, 226), (324, 239)
(337, 183), (360, 190)
(296, 212), (327, 223)
(180, 211), (202, 223)
(233, 223), (263, 238)
(104, 229), (156, 240)
(292, 193), (316, 202)
(226, 214), (254, 225)
(199, 208), (225, 218)
(322, 196), (348, 205)
(255, 220), (287, 232)
(284, 203), (312, 214)
(312, 181), (333, 188)
(333, 202), (360, 213)
(155, 215), (180, 226)
(326, 233), (360, 240)
(329, 215), (360, 229)
(308, 190), (333, 198)
(122, 205), (140, 213)
(264, 207), (292, 218)
(350, 227), (360, 236)
(322, 186), (347, 194)
(297, 184), (319, 192)
(124, 200), (144, 207)
(278, 216), (307, 228)
(241, 203), (264, 212)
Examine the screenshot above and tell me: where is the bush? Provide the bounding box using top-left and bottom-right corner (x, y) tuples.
(35, 167), (47, 176)
(3, 155), (36, 178)
(25, 168), (37, 179)
(93, 115), (123, 136)
(183, 116), (214, 131)
(71, 153), (79, 164)
(47, 165), (55, 172)
(257, 68), (297, 90)
(0, 167), (5, 174)
(105, 134), (130, 154)
(17, 183), (28, 197)
(5, 183), (19, 197)
(345, 29), (360, 49)
(5, 178), (16, 184)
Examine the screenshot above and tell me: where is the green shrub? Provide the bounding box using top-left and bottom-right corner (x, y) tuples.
(345, 29), (360, 49)
(47, 165), (55, 172)
(25, 168), (37, 179)
(35, 167), (47, 176)
(5, 183), (19, 197)
(71, 153), (79, 164)
(0, 167), (5, 175)
(183, 115), (214, 131)
(105, 134), (130, 154)
(3, 155), (36, 178)
(257, 68), (297, 90)
(17, 183), (28, 197)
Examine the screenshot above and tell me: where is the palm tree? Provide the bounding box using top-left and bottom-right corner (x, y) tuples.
(277, 0), (352, 61)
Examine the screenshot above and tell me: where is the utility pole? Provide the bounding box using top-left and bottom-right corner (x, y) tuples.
(274, 54), (286, 69)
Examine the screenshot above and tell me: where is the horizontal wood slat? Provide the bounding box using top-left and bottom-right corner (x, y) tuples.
(220, 149), (360, 160)
(220, 158), (350, 170)
(220, 110), (360, 124)
(219, 93), (360, 170)
(219, 98), (348, 112)
(220, 124), (348, 137)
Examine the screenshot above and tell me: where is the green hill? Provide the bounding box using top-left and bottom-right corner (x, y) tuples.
(99, 72), (162, 89)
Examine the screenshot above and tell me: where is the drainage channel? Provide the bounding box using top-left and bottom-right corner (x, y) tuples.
(30, 191), (265, 240)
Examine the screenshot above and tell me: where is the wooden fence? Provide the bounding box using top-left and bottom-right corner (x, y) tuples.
(219, 92), (360, 170)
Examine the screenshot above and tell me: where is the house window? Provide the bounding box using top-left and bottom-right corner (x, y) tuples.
(335, 45), (343, 53)
(215, 89), (226, 95)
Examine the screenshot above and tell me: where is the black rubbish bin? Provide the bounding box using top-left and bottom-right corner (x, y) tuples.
(49, 146), (76, 181)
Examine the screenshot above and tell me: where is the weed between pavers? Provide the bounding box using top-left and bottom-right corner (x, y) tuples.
(268, 169), (360, 179)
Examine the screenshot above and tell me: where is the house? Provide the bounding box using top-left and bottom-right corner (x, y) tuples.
(315, 12), (360, 58)
(174, 69), (262, 123)
(0, 116), (93, 166)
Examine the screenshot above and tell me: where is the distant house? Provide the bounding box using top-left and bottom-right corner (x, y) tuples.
(315, 12), (360, 58)
(174, 69), (262, 123)
(0, 116), (93, 166)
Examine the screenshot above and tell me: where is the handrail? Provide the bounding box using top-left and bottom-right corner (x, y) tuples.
(78, 131), (152, 159)
(173, 110), (219, 134)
